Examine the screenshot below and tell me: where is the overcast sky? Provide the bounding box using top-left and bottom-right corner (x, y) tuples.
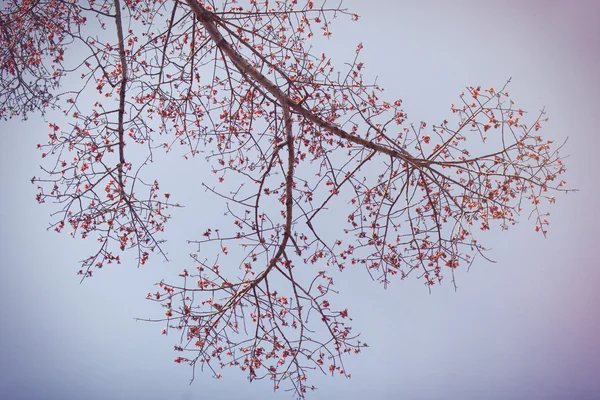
(1, 1), (599, 399)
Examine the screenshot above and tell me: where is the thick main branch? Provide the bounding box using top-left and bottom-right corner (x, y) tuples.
(185, 0), (417, 163)
(113, 0), (128, 188)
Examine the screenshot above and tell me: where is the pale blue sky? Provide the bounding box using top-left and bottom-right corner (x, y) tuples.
(1, 1), (599, 399)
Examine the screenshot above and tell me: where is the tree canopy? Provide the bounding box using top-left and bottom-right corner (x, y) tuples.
(0, 0), (569, 397)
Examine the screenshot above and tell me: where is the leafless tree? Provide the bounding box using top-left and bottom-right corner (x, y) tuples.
(1, 0), (569, 397)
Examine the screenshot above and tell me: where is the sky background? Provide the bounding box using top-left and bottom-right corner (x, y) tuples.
(1, 1), (599, 399)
